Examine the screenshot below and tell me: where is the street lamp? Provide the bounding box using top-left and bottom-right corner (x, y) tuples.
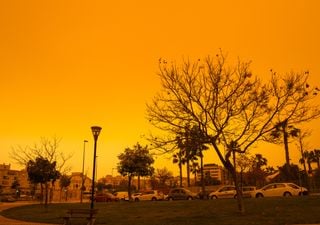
(90, 126), (102, 210)
(80, 140), (88, 203)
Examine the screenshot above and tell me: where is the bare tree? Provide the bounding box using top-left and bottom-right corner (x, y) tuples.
(10, 136), (72, 174)
(146, 52), (319, 213)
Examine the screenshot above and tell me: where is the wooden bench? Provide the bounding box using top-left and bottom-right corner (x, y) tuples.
(62, 208), (98, 225)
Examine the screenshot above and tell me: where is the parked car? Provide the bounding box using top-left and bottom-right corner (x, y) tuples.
(209, 185), (236, 199)
(209, 185), (256, 199)
(0, 195), (16, 202)
(132, 190), (164, 201)
(254, 182), (308, 198)
(197, 190), (212, 199)
(113, 191), (128, 201)
(124, 192), (142, 201)
(166, 188), (198, 200)
(241, 186), (256, 198)
(95, 192), (119, 202)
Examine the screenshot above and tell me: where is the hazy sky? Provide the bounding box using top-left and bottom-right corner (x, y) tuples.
(1, 0), (320, 178)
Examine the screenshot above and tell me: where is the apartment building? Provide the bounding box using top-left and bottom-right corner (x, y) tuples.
(0, 163), (30, 195)
(196, 163), (230, 184)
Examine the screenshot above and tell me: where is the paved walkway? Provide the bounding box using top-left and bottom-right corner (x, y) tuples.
(0, 202), (58, 225)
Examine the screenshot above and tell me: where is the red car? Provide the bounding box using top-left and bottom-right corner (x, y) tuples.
(95, 193), (119, 202)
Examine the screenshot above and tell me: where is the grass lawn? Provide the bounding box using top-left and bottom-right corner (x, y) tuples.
(1, 196), (320, 225)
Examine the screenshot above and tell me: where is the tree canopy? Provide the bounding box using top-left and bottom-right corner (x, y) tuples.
(27, 156), (60, 206)
(11, 137), (72, 174)
(117, 143), (154, 199)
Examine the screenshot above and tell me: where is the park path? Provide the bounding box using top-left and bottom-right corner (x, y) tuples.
(0, 202), (58, 225)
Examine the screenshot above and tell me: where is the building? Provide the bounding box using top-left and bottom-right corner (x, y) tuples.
(200, 163), (226, 183)
(0, 163), (30, 195)
(54, 172), (92, 202)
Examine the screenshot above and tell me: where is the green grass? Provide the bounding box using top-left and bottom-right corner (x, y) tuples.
(1, 196), (320, 225)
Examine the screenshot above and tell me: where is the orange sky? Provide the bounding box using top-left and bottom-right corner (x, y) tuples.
(1, 0), (320, 178)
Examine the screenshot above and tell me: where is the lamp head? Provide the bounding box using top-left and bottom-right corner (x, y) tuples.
(91, 126), (102, 140)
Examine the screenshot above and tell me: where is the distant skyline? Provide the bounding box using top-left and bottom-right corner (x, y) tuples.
(1, 0), (320, 177)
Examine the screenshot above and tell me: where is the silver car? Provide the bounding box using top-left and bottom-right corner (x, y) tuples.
(166, 188), (198, 200)
(209, 185), (256, 199)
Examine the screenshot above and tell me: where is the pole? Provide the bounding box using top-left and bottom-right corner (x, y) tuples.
(90, 138), (98, 210)
(90, 126), (102, 210)
(81, 140), (88, 203)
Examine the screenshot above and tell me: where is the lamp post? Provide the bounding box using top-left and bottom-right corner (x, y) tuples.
(90, 126), (102, 210)
(80, 140), (88, 203)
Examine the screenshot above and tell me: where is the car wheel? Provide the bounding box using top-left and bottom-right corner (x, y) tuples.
(151, 197), (157, 201)
(210, 195), (217, 200)
(187, 196), (193, 200)
(283, 192), (292, 197)
(234, 194), (238, 199)
(134, 198), (139, 202)
(256, 193), (263, 198)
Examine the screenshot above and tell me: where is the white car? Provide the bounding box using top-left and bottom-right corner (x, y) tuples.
(132, 190), (164, 201)
(254, 182), (308, 198)
(209, 185), (256, 199)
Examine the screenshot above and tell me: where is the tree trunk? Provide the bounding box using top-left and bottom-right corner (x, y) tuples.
(232, 149), (245, 214)
(299, 145), (309, 189)
(233, 169), (245, 214)
(40, 183), (44, 204)
(282, 121), (291, 174)
(308, 162), (313, 174)
(128, 175), (132, 201)
(211, 142), (245, 214)
(137, 175), (140, 191)
(44, 182), (49, 207)
(179, 161), (183, 187)
(200, 155), (206, 198)
(186, 160), (190, 187)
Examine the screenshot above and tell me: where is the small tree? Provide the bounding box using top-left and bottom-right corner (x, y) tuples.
(276, 163), (300, 184)
(246, 154), (268, 187)
(59, 174), (71, 201)
(27, 157), (60, 207)
(156, 167), (173, 187)
(236, 152), (252, 186)
(11, 180), (20, 197)
(117, 143), (154, 200)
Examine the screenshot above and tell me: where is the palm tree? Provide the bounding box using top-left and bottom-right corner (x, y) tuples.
(301, 151), (315, 174)
(190, 161), (200, 185)
(299, 156), (308, 175)
(173, 137), (185, 187)
(270, 121), (300, 172)
(252, 154), (268, 169)
(314, 149), (320, 169)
